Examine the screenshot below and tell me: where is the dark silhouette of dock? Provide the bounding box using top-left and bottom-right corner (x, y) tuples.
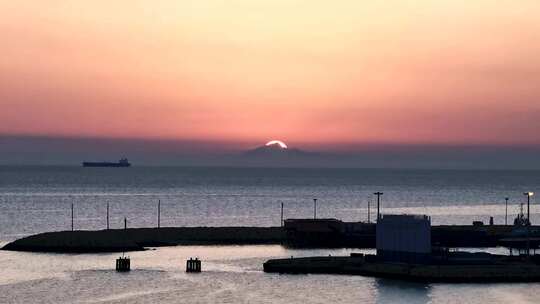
(2, 227), (284, 253)
(3, 221), (539, 253)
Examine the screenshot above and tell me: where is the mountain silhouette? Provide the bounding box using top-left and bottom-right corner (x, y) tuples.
(245, 143), (310, 156)
(242, 143), (321, 167)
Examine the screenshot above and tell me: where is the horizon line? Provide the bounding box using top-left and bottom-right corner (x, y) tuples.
(3, 133), (540, 149)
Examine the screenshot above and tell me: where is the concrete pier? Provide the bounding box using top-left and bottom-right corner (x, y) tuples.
(266, 214), (540, 282)
(263, 253), (540, 282)
(283, 219), (537, 248)
(3, 222), (540, 253)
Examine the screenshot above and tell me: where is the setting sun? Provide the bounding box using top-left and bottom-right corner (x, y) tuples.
(265, 140), (288, 149)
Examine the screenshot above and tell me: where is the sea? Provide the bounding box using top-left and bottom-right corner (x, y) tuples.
(0, 166), (539, 303)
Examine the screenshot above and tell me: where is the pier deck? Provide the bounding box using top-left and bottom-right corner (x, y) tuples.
(263, 254), (540, 282)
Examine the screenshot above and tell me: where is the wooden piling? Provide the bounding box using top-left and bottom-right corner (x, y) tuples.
(106, 202), (109, 230)
(158, 200), (161, 228)
(116, 256), (131, 271)
(186, 257), (201, 273)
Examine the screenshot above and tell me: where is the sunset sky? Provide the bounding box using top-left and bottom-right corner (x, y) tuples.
(1, 1), (540, 151)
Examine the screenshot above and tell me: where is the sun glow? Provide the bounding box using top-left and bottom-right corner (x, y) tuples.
(2, 1), (540, 146)
(265, 140), (288, 149)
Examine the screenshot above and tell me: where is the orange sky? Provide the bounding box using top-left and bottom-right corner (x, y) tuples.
(1, 1), (539, 148)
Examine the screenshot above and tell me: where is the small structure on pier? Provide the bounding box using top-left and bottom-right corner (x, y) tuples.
(116, 255), (131, 271)
(376, 214), (431, 264)
(186, 258), (201, 273)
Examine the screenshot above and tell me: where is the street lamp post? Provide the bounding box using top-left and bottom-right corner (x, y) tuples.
(505, 197), (509, 226)
(374, 192), (383, 221)
(313, 198), (317, 220)
(524, 192), (534, 224)
(157, 200), (161, 228)
(367, 198), (371, 223)
(523, 192), (534, 257)
(280, 201), (284, 227)
(522, 192), (534, 257)
(71, 203), (74, 231)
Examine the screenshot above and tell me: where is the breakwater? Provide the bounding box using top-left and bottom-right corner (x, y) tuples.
(2, 223), (537, 253)
(2, 227), (284, 253)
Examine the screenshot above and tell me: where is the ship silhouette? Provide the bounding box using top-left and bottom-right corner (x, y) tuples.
(82, 158), (131, 167)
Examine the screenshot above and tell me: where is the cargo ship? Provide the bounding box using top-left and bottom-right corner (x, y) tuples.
(82, 158), (131, 167)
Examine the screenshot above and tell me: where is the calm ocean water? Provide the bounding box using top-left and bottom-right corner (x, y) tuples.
(1, 166), (539, 303)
